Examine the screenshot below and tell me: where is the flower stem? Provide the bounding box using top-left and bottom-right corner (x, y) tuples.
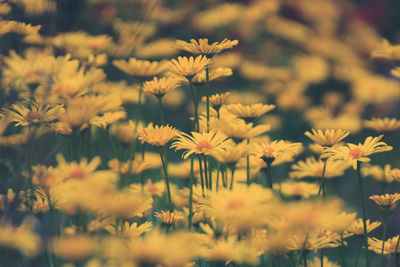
(135, 86), (143, 126)
(198, 156), (205, 196)
(354, 236), (362, 267)
(229, 165), (236, 190)
(159, 147), (173, 211)
(188, 79), (199, 131)
(380, 209), (389, 267)
(246, 138), (250, 186)
(357, 161), (370, 267)
(203, 155), (209, 190)
(158, 97), (165, 125)
(266, 164), (273, 189)
(205, 66), (210, 131)
(188, 157), (194, 229)
(318, 159), (327, 197)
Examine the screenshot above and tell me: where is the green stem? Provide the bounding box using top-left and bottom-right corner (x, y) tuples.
(216, 163), (220, 192)
(158, 97), (165, 125)
(318, 159), (327, 197)
(357, 161), (370, 267)
(203, 155), (209, 190)
(159, 147), (173, 211)
(354, 236), (362, 267)
(266, 165), (273, 189)
(188, 79), (200, 131)
(380, 209), (389, 267)
(246, 138), (250, 186)
(198, 156), (205, 196)
(135, 86), (143, 126)
(205, 67), (210, 131)
(188, 158), (194, 230)
(320, 249), (324, 267)
(391, 237), (400, 267)
(229, 166), (236, 190)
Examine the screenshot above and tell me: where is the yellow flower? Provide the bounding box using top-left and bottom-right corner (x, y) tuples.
(6, 98), (63, 127)
(225, 103), (275, 120)
(52, 154), (101, 183)
(90, 110), (126, 129)
(369, 193), (400, 211)
(279, 181), (319, 198)
(112, 58), (166, 77)
(211, 141), (246, 164)
(364, 117), (400, 132)
(143, 77), (181, 99)
(206, 238), (259, 265)
(362, 164), (398, 184)
(50, 235), (97, 260)
(139, 123), (179, 147)
(305, 129), (349, 147)
(202, 92), (230, 113)
(191, 67), (232, 84)
(249, 140), (302, 165)
(290, 157), (350, 179)
(107, 158), (153, 176)
(371, 39), (400, 60)
(211, 116), (270, 140)
(368, 236), (400, 255)
(135, 38), (179, 59)
(168, 56), (211, 79)
(111, 120), (143, 145)
(105, 221), (152, 239)
(0, 217), (42, 257)
(306, 256), (340, 267)
(322, 135), (393, 169)
(171, 131), (230, 159)
(154, 210), (183, 225)
(320, 212), (357, 234)
(347, 219), (381, 235)
(175, 38), (238, 56)
(288, 229), (341, 251)
(192, 3), (242, 32)
(131, 179), (165, 197)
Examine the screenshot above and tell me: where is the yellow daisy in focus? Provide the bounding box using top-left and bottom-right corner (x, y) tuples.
(112, 58), (166, 77)
(171, 131), (230, 159)
(225, 103), (275, 121)
(322, 135), (393, 169)
(175, 38), (238, 56)
(168, 56), (211, 80)
(364, 117), (400, 132)
(249, 140), (302, 166)
(305, 129), (349, 147)
(142, 77), (181, 99)
(369, 193), (400, 211)
(202, 92), (230, 114)
(138, 123), (179, 147)
(368, 236), (400, 255)
(347, 219), (381, 235)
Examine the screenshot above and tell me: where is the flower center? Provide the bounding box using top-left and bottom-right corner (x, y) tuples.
(196, 140), (213, 152)
(315, 166), (324, 176)
(147, 184), (159, 194)
(69, 167), (86, 179)
(262, 147), (275, 157)
(226, 197), (246, 209)
(389, 239), (399, 252)
(349, 147), (363, 159)
(24, 111), (42, 122)
(292, 185), (303, 195)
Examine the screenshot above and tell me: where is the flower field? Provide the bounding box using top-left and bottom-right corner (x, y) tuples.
(1, 0), (400, 266)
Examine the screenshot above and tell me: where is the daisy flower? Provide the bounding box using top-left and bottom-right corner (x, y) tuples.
(369, 193), (400, 211)
(138, 124), (179, 147)
(202, 92), (231, 113)
(154, 210), (183, 225)
(112, 58), (166, 77)
(171, 131), (230, 159)
(249, 140), (302, 165)
(290, 157), (350, 179)
(279, 181), (319, 199)
(364, 117), (400, 132)
(175, 38), (238, 56)
(168, 56), (211, 79)
(225, 103), (275, 121)
(142, 77), (181, 99)
(305, 129), (350, 147)
(368, 236), (400, 255)
(321, 135), (393, 170)
(347, 219), (381, 235)
(192, 67), (232, 84)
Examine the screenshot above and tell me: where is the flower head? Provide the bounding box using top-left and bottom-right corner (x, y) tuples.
(139, 124), (179, 147)
(154, 210), (183, 225)
(364, 117), (400, 132)
(369, 193), (400, 211)
(347, 219), (381, 235)
(112, 58), (166, 77)
(322, 135), (393, 169)
(249, 140), (302, 166)
(202, 92), (231, 113)
(143, 77), (181, 99)
(225, 103), (275, 120)
(368, 236), (400, 255)
(290, 157), (350, 179)
(171, 131), (230, 159)
(175, 38), (238, 56)
(168, 56), (211, 79)
(305, 129), (349, 147)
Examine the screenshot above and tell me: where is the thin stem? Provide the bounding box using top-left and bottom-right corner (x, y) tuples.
(246, 138), (250, 186)
(188, 157), (194, 229)
(198, 156), (206, 196)
(357, 161), (370, 267)
(320, 249), (324, 267)
(158, 97), (165, 125)
(266, 165), (273, 189)
(188, 79), (199, 131)
(380, 209), (389, 267)
(354, 236), (362, 267)
(205, 67), (210, 131)
(216, 163), (220, 192)
(391, 237), (400, 267)
(229, 166), (236, 190)
(203, 155), (209, 190)
(159, 147), (173, 211)
(318, 159), (327, 197)
(135, 86), (143, 126)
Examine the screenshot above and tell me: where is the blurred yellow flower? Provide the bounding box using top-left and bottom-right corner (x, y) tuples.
(347, 219), (381, 235)
(368, 235), (400, 255)
(290, 157), (350, 179)
(139, 123), (179, 147)
(305, 129), (349, 147)
(279, 181), (319, 198)
(225, 103), (275, 120)
(369, 193), (400, 211)
(364, 117), (400, 132)
(143, 77), (181, 99)
(176, 38), (238, 56)
(113, 58), (166, 77)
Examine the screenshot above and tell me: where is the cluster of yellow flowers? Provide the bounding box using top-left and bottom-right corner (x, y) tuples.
(1, 0), (400, 267)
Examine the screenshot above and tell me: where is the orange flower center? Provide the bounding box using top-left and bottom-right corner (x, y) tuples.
(315, 166), (324, 176)
(24, 111), (42, 122)
(35, 202), (49, 211)
(196, 140), (213, 152)
(262, 147), (275, 157)
(389, 240), (399, 252)
(147, 184), (159, 194)
(292, 185), (303, 195)
(226, 197), (246, 209)
(69, 167), (86, 179)
(349, 147), (363, 159)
